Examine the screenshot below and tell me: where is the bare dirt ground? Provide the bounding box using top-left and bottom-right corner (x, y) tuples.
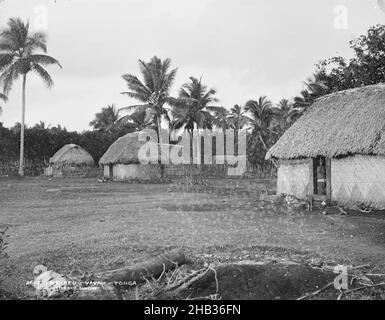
(1, 176), (385, 299)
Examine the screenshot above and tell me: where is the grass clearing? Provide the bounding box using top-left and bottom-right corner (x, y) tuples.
(1, 176), (385, 299)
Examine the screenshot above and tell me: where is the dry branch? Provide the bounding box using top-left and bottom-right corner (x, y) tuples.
(297, 282), (334, 300)
(162, 267), (214, 298)
(97, 249), (186, 286)
(340, 282), (385, 296)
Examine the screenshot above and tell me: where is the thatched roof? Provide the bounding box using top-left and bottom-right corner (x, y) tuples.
(266, 84), (385, 160)
(99, 130), (159, 165)
(50, 144), (94, 166)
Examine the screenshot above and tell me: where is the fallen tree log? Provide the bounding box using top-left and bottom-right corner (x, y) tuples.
(97, 249), (186, 286)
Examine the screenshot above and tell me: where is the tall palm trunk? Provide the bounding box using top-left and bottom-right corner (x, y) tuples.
(189, 129), (193, 164)
(223, 128), (227, 164)
(157, 115), (164, 177)
(157, 115), (162, 158)
(19, 73), (27, 177)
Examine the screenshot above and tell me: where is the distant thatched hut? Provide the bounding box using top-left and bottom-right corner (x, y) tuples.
(99, 131), (162, 181)
(47, 144), (95, 177)
(266, 84), (385, 209)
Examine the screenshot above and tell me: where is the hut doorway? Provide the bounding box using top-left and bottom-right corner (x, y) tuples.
(313, 157), (326, 196)
(312, 156), (331, 202)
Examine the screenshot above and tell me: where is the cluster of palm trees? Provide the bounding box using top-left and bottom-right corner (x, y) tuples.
(115, 56), (308, 164)
(0, 18), (61, 176)
(0, 17), (326, 177)
(89, 104), (158, 134)
(117, 59), (254, 135)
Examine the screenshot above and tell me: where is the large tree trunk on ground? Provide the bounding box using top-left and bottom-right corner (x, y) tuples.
(97, 249), (186, 286)
(19, 74), (26, 177)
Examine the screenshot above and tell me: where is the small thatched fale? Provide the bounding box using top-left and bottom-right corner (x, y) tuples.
(99, 130), (162, 181)
(46, 144), (95, 177)
(266, 84), (385, 209)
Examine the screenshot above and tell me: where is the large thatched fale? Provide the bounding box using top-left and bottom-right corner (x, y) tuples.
(266, 84), (385, 209)
(46, 144), (95, 177)
(99, 130), (162, 181)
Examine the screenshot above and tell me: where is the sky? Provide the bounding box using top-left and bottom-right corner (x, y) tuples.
(0, 0), (384, 131)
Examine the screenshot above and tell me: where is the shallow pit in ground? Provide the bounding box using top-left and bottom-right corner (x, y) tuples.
(177, 263), (337, 300)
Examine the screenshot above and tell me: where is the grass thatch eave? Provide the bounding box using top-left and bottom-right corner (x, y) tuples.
(266, 84), (385, 160)
(99, 130), (159, 165)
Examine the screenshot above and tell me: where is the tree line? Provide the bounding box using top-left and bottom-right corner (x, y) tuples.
(1, 16), (385, 176)
(84, 24), (385, 169)
(0, 122), (133, 174)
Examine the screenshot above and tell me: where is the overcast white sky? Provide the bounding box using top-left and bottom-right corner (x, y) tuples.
(0, 0), (384, 131)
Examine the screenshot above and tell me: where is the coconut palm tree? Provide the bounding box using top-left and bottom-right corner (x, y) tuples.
(169, 76), (221, 132)
(117, 109), (157, 132)
(119, 56), (177, 163)
(119, 56), (177, 153)
(294, 75), (328, 110)
(169, 76), (221, 163)
(0, 18), (62, 176)
(227, 104), (250, 130)
(275, 99), (302, 131)
(244, 96), (276, 152)
(209, 106), (231, 160)
(211, 106), (229, 131)
(226, 104), (250, 157)
(90, 104), (120, 132)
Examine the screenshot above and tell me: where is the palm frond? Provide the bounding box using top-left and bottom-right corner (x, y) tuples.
(137, 59), (153, 90)
(118, 104), (150, 115)
(0, 61), (21, 93)
(29, 54), (62, 68)
(27, 32), (47, 53)
(162, 67), (178, 93)
(205, 105), (223, 113)
(2, 18), (29, 50)
(31, 63), (54, 87)
(0, 42), (17, 52)
(122, 73), (152, 101)
(0, 92), (7, 102)
(179, 87), (191, 99)
(244, 100), (257, 113)
(120, 91), (149, 102)
(166, 96), (195, 109)
(0, 53), (15, 72)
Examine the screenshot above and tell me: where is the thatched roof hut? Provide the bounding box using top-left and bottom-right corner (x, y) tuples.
(99, 130), (162, 181)
(99, 130), (158, 165)
(266, 84), (385, 209)
(47, 144), (95, 178)
(50, 144), (94, 166)
(266, 84), (385, 160)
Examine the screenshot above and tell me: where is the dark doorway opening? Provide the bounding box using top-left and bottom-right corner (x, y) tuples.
(313, 156), (326, 196)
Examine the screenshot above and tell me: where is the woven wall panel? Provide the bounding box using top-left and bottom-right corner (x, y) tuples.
(277, 159), (311, 199)
(332, 155), (385, 208)
(111, 164), (162, 181)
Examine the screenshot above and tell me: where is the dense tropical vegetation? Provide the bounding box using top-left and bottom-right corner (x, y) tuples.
(1, 18), (385, 176)
(0, 122), (124, 175)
